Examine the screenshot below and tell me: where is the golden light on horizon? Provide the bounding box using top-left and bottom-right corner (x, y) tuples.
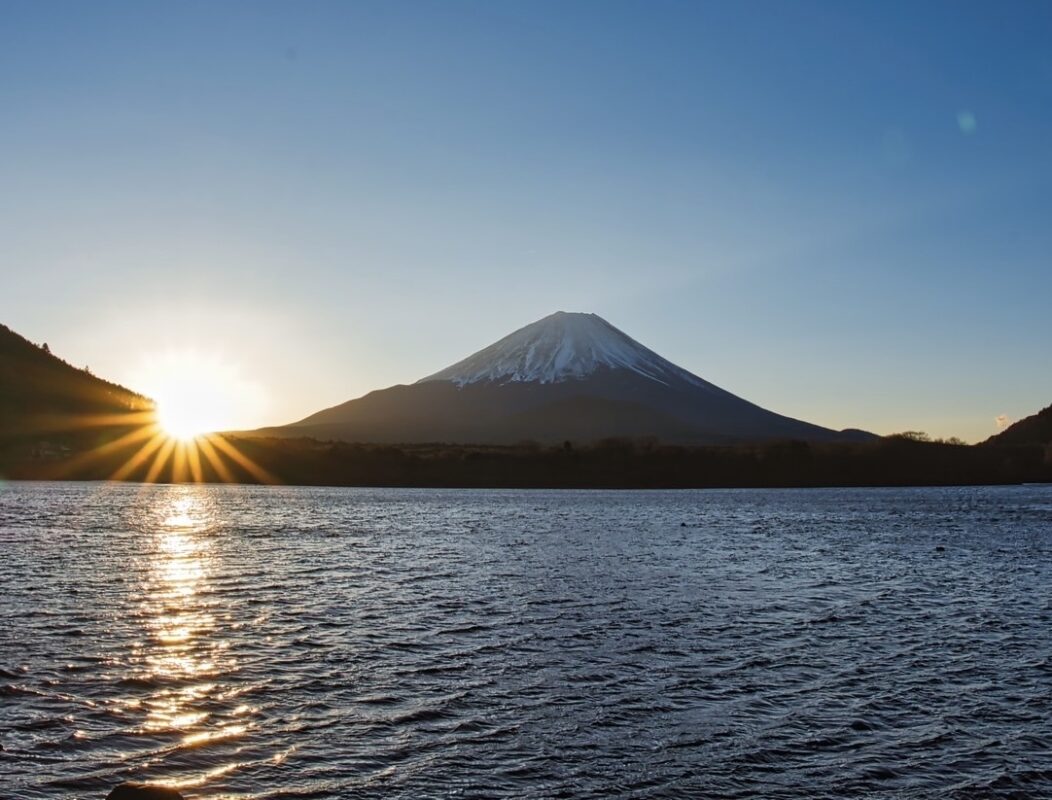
(13, 343), (283, 485)
(39, 388), (279, 487)
(157, 405), (211, 442)
(131, 349), (268, 441)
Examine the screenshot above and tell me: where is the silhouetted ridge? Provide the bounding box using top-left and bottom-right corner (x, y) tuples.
(0, 323), (149, 436)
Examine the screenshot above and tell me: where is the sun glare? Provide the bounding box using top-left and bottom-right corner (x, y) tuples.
(157, 397), (213, 441)
(132, 350), (267, 442)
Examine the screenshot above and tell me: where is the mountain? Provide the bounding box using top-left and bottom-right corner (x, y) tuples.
(258, 311), (870, 445)
(984, 403), (1052, 446)
(0, 323), (150, 439)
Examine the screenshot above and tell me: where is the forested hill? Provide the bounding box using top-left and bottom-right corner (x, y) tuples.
(0, 323), (150, 437)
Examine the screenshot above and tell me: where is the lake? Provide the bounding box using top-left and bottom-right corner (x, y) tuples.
(1, 482), (1050, 798)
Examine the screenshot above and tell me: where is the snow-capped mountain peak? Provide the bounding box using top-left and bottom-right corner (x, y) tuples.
(274, 309), (859, 445)
(418, 311), (713, 388)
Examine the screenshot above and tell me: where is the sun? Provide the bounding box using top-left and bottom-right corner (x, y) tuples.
(131, 350), (267, 442)
(156, 391), (214, 441)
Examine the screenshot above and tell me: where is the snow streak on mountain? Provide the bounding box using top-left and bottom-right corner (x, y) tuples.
(420, 311), (713, 389)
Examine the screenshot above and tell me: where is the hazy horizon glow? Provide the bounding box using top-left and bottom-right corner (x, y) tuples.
(3, 0), (1051, 442)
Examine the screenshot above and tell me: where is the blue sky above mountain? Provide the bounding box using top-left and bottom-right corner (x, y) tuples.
(2, 0), (1050, 441)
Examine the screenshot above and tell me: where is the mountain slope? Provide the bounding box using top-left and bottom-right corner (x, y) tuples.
(984, 403), (1052, 446)
(0, 323), (150, 437)
(257, 311), (868, 445)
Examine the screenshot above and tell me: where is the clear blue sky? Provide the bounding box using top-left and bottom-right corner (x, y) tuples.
(3, 0), (1050, 440)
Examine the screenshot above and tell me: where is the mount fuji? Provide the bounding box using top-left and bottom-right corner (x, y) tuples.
(256, 312), (870, 445)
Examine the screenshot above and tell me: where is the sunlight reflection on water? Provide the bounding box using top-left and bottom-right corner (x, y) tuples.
(132, 489), (251, 789)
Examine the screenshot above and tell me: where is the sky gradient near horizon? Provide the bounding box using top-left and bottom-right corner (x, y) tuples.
(3, 0), (1051, 442)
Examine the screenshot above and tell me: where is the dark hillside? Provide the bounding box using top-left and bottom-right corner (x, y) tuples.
(985, 404), (1052, 447)
(0, 323), (152, 472)
(0, 323), (149, 432)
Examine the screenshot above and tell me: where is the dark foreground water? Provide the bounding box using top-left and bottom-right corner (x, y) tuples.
(1, 483), (1050, 799)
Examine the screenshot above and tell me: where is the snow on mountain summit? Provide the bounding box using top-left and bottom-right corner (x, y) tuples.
(418, 311), (713, 388)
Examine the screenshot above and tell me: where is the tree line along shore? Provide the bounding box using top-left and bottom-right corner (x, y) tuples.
(3, 432), (1050, 489)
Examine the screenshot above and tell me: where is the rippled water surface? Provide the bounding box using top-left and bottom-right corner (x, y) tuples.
(1, 482), (1051, 799)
